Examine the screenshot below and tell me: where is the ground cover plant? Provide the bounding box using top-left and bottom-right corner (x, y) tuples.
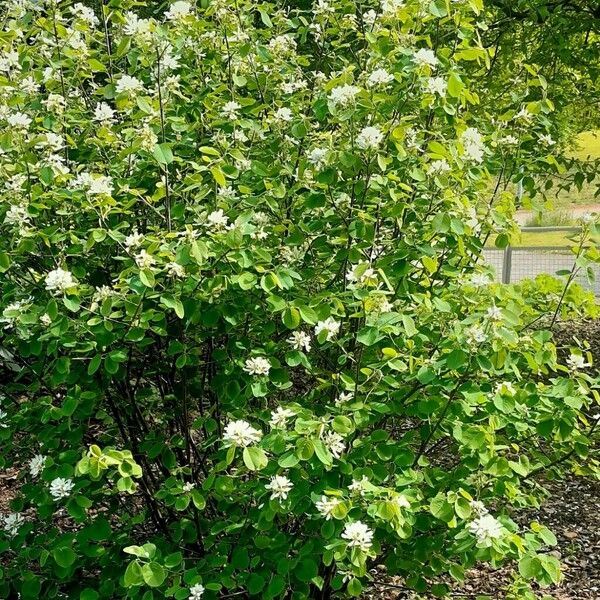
(0, 0), (599, 599)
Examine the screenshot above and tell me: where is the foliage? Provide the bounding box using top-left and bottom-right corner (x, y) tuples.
(0, 0), (599, 599)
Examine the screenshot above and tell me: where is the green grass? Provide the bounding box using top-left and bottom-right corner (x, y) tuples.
(569, 131), (600, 162)
(551, 131), (600, 208)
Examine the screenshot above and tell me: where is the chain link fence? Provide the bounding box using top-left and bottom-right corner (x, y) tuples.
(482, 227), (600, 294)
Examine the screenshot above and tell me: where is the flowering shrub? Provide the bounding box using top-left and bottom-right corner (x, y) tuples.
(0, 0), (599, 598)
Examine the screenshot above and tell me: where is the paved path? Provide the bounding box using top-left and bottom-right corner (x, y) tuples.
(515, 203), (600, 226)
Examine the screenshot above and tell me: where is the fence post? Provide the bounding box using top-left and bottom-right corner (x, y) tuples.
(502, 246), (512, 284)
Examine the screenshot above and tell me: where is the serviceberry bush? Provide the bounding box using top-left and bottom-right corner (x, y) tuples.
(0, 0), (599, 598)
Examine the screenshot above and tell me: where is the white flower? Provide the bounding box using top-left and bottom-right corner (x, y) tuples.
(29, 454), (46, 477)
(40, 132), (64, 152)
(243, 356), (271, 376)
(346, 261), (378, 286)
(426, 76), (447, 96)
(515, 107), (533, 123)
(273, 107), (293, 122)
(348, 476), (369, 495)
(221, 101), (241, 120)
(395, 494), (411, 509)
(222, 420), (262, 448)
(218, 186), (237, 201)
(328, 84), (361, 107)
(307, 147), (328, 168)
(94, 102), (115, 123)
(188, 583), (205, 600)
(269, 407), (295, 429)
(87, 175), (113, 196)
(461, 127), (486, 163)
(381, 0), (405, 16)
(7, 112), (31, 129)
(167, 262), (185, 278)
(495, 381), (516, 396)
(315, 317), (341, 341)
(165, 1), (192, 21)
(581, 213), (595, 225)
(21, 76), (39, 94)
(486, 305), (503, 321)
(359, 9), (376, 27)
(182, 482), (195, 492)
(567, 354), (589, 371)
(314, 0), (334, 15)
(268, 35), (297, 55)
(335, 391), (354, 407)
(49, 477), (75, 501)
(469, 500), (489, 517)
(265, 475), (293, 500)
(0, 410), (8, 428)
(367, 68), (394, 87)
(116, 75), (145, 94)
(323, 431), (345, 459)
(124, 231), (144, 249)
(342, 521), (374, 552)
(45, 268), (76, 293)
(5, 174), (27, 191)
(135, 250), (155, 269)
(206, 209), (230, 231)
(2, 513), (25, 537)
(287, 331), (311, 352)
(469, 273), (491, 288)
(4, 204), (29, 226)
(539, 134), (556, 146)
(356, 126), (383, 150)
(72, 3), (99, 27)
(44, 94), (66, 113)
(468, 514), (504, 547)
(124, 12), (152, 37)
(315, 495), (341, 519)
(465, 325), (486, 345)
(413, 48), (438, 69)
(0, 49), (19, 72)
(40, 313), (52, 327)
(499, 134), (519, 145)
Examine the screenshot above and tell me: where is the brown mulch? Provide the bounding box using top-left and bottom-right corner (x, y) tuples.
(365, 476), (600, 600)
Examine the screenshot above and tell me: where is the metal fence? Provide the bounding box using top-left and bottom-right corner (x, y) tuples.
(481, 227), (600, 294)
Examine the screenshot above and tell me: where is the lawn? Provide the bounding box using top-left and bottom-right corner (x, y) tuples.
(486, 230), (578, 248)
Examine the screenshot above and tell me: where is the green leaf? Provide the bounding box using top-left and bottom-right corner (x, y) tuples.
(282, 307), (301, 329)
(332, 415), (354, 435)
(161, 295), (184, 318)
(258, 9), (273, 27)
(313, 439), (333, 466)
(53, 547), (77, 568)
(87, 354), (102, 376)
(139, 269), (155, 288)
(265, 575), (286, 599)
(518, 555), (541, 580)
(247, 573), (266, 595)
(141, 562), (166, 587)
(447, 73), (464, 98)
(295, 558), (318, 583)
(242, 447), (268, 471)
(153, 143), (174, 165)
(124, 560), (144, 587)
(191, 489), (206, 510)
(347, 578), (362, 597)
(211, 166), (226, 186)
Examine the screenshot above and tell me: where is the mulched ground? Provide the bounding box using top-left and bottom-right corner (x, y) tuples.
(366, 476), (600, 600)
